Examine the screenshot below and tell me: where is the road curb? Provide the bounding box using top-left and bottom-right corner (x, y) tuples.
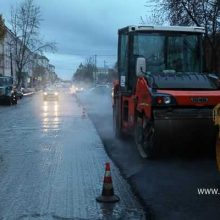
(23, 92), (35, 96)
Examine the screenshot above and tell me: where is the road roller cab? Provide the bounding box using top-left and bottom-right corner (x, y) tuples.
(113, 25), (220, 159)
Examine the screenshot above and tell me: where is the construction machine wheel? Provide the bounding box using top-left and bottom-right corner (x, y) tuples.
(135, 116), (155, 158)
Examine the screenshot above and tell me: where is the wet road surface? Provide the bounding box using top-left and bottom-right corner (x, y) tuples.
(0, 93), (146, 220)
(79, 91), (220, 220)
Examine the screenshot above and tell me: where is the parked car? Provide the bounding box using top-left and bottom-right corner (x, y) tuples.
(0, 76), (17, 105)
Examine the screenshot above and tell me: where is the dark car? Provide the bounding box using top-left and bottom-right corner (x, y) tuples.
(0, 76), (17, 105)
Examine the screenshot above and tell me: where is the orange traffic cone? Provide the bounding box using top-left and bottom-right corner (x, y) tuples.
(96, 162), (120, 203)
(82, 107), (86, 118)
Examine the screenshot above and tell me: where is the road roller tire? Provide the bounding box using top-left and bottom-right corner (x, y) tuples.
(135, 116), (155, 158)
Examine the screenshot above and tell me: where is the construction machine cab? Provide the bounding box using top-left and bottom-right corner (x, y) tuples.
(118, 26), (205, 92)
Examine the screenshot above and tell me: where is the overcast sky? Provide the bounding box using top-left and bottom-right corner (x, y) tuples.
(0, 0), (150, 79)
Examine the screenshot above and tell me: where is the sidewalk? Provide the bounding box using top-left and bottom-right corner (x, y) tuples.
(0, 94), (146, 220)
(50, 108), (146, 219)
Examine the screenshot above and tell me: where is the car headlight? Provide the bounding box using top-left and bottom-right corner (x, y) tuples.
(44, 92), (47, 95)
(54, 92), (58, 96)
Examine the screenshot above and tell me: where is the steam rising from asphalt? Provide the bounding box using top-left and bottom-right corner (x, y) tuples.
(77, 83), (114, 138)
(77, 84), (144, 177)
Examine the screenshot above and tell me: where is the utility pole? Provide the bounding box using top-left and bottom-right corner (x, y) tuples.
(104, 60), (107, 70)
(104, 60), (108, 83)
(103, 60), (106, 75)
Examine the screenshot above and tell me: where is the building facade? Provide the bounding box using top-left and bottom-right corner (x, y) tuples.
(0, 27), (57, 87)
(0, 28), (17, 80)
(32, 54), (57, 87)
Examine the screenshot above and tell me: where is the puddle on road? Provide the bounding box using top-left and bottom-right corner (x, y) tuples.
(41, 101), (61, 133)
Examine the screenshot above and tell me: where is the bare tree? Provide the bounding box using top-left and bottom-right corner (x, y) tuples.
(141, 0), (166, 25)
(85, 56), (96, 77)
(164, 0), (220, 73)
(73, 57), (96, 83)
(10, 0), (55, 86)
(0, 15), (6, 40)
(143, 0), (220, 73)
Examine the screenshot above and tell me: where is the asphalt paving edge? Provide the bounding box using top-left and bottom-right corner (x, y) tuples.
(88, 113), (154, 220)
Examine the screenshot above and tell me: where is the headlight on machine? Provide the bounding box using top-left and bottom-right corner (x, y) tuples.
(54, 92), (58, 96)
(153, 94), (176, 106)
(44, 92), (47, 95)
(164, 96), (171, 104)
